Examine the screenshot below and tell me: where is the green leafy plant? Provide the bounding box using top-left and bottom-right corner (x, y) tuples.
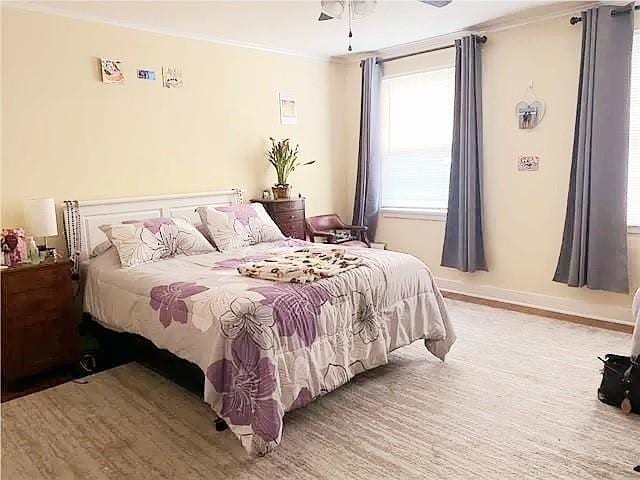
(266, 137), (315, 185)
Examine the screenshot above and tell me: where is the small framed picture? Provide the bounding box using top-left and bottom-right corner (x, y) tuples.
(1, 228), (27, 267)
(279, 94), (297, 125)
(162, 66), (183, 88)
(100, 58), (124, 84)
(137, 68), (156, 81)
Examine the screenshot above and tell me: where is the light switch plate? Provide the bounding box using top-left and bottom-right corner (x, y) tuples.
(518, 156), (539, 171)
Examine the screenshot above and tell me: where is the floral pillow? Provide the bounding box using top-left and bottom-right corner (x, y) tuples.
(196, 203), (285, 252)
(100, 217), (215, 268)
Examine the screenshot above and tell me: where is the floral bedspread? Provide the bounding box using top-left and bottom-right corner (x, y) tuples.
(84, 239), (456, 455)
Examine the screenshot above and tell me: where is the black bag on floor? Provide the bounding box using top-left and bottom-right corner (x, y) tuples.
(598, 354), (640, 414)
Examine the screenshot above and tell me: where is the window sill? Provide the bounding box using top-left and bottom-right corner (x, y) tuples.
(381, 208), (447, 222)
(629, 225), (640, 235)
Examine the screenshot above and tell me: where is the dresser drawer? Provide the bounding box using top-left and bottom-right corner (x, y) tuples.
(269, 199), (305, 214)
(4, 264), (70, 294)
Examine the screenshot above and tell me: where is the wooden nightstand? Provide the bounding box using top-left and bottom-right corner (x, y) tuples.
(1, 259), (79, 385)
(251, 198), (306, 240)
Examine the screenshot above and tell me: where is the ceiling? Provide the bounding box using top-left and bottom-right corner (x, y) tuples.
(13, 1), (571, 58)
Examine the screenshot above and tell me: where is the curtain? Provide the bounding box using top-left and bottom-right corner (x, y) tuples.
(352, 56), (382, 242)
(441, 35), (487, 272)
(553, 5), (634, 293)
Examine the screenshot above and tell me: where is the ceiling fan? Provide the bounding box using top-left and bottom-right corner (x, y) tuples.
(318, 0), (453, 51)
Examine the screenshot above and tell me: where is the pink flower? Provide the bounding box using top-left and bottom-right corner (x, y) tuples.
(149, 281), (209, 327)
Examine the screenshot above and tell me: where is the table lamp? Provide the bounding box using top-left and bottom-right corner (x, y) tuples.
(25, 197), (58, 253)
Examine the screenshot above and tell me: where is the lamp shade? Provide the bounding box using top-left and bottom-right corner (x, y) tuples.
(25, 197), (58, 238)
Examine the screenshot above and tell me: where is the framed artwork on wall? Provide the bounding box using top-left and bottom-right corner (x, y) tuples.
(279, 93), (297, 125)
(162, 66), (183, 88)
(100, 58), (124, 84)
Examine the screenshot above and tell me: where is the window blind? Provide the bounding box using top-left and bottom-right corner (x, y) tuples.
(380, 67), (455, 211)
(629, 33), (640, 226)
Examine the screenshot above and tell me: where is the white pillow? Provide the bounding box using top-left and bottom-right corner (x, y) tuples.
(196, 203), (285, 252)
(100, 217), (214, 268)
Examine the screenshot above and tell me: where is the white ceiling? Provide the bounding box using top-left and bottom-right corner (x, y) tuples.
(14, 1), (566, 58)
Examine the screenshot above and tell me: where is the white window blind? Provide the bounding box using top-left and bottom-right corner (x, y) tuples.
(629, 33), (640, 227)
(380, 67), (455, 212)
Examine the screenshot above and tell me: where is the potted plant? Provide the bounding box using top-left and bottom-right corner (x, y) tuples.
(266, 137), (315, 200)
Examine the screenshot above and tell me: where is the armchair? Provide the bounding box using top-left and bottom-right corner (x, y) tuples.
(305, 214), (370, 248)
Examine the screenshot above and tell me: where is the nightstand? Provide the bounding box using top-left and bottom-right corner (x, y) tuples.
(1, 259), (79, 385)
(251, 198), (306, 240)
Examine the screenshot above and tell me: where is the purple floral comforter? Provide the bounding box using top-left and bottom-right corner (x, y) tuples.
(84, 239), (456, 455)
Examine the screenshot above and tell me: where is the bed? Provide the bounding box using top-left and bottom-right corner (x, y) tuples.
(70, 190), (456, 455)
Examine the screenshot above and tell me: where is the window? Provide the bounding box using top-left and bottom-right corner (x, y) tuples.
(380, 67), (455, 213)
(629, 33), (640, 227)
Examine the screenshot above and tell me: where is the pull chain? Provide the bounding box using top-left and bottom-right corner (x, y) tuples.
(348, 0), (353, 52)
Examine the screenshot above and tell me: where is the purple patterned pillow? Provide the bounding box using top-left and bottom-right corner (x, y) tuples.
(196, 204), (284, 252)
(100, 217), (214, 267)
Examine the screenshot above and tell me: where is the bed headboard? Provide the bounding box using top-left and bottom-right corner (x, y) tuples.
(63, 189), (243, 262)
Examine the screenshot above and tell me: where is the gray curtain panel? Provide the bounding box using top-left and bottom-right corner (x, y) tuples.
(554, 5), (633, 293)
(441, 35), (487, 272)
(352, 56), (382, 242)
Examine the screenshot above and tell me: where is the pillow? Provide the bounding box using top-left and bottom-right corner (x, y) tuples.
(100, 217), (214, 267)
(196, 203), (285, 252)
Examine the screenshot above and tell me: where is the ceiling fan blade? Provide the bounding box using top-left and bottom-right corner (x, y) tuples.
(418, 0), (453, 7)
(318, 12), (334, 20)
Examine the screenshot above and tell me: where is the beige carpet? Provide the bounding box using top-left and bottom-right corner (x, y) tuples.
(2, 300), (638, 480)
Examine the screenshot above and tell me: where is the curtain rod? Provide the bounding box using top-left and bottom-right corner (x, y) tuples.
(359, 35), (487, 67)
(570, 4), (639, 24)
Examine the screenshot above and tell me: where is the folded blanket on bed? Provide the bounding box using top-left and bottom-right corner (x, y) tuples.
(237, 246), (363, 283)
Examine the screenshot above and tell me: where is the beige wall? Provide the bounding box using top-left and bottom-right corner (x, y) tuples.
(344, 15), (640, 322)
(1, 7), (349, 246)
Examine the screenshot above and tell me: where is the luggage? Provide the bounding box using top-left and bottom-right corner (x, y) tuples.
(597, 354), (640, 414)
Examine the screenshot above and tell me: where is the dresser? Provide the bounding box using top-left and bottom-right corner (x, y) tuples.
(1, 259), (79, 384)
(251, 198), (306, 240)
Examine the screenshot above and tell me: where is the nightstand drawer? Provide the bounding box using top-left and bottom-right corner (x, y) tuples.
(5, 289), (71, 322)
(279, 221), (306, 240)
(270, 199), (305, 213)
(4, 315), (77, 380)
(276, 209), (304, 223)
(4, 264), (70, 294)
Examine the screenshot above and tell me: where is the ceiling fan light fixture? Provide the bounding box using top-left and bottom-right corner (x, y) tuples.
(350, 0), (378, 19)
(320, 0), (345, 19)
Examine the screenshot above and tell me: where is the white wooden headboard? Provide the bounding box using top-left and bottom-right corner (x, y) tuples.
(63, 189), (243, 262)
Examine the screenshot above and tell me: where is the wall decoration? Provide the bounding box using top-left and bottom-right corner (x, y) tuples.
(515, 82), (545, 130)
(137, 68), (156, 81)
(518, 155), (540, 171)
(162, 66), (183, 88)
(100, 58), (124, 84)
(279, 94), (297, 125)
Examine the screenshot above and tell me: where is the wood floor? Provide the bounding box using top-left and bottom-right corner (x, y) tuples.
(2, 300), (638, 480)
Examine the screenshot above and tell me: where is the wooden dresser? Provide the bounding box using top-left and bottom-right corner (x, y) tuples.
(1, 259), (78, 384)
(251, 198), (306, 240)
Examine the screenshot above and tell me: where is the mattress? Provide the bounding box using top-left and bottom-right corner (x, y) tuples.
(84, 239), (456, 455)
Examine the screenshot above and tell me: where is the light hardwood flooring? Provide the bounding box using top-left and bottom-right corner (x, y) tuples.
(2, 300), (638, 480)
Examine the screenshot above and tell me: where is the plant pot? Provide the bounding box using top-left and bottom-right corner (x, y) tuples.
(272, 184), (291, 200)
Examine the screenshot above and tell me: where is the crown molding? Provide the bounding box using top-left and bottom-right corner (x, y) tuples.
(332, 1), (602, 65)
(2, 1), (341, 64)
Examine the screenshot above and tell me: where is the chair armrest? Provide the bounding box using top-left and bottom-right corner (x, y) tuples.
(342, 225), (368, 231)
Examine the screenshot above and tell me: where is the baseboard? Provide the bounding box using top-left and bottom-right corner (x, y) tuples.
(436, 278), (634, 334)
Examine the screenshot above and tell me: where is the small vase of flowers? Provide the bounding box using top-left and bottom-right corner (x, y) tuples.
(267, 137), (314, 200)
